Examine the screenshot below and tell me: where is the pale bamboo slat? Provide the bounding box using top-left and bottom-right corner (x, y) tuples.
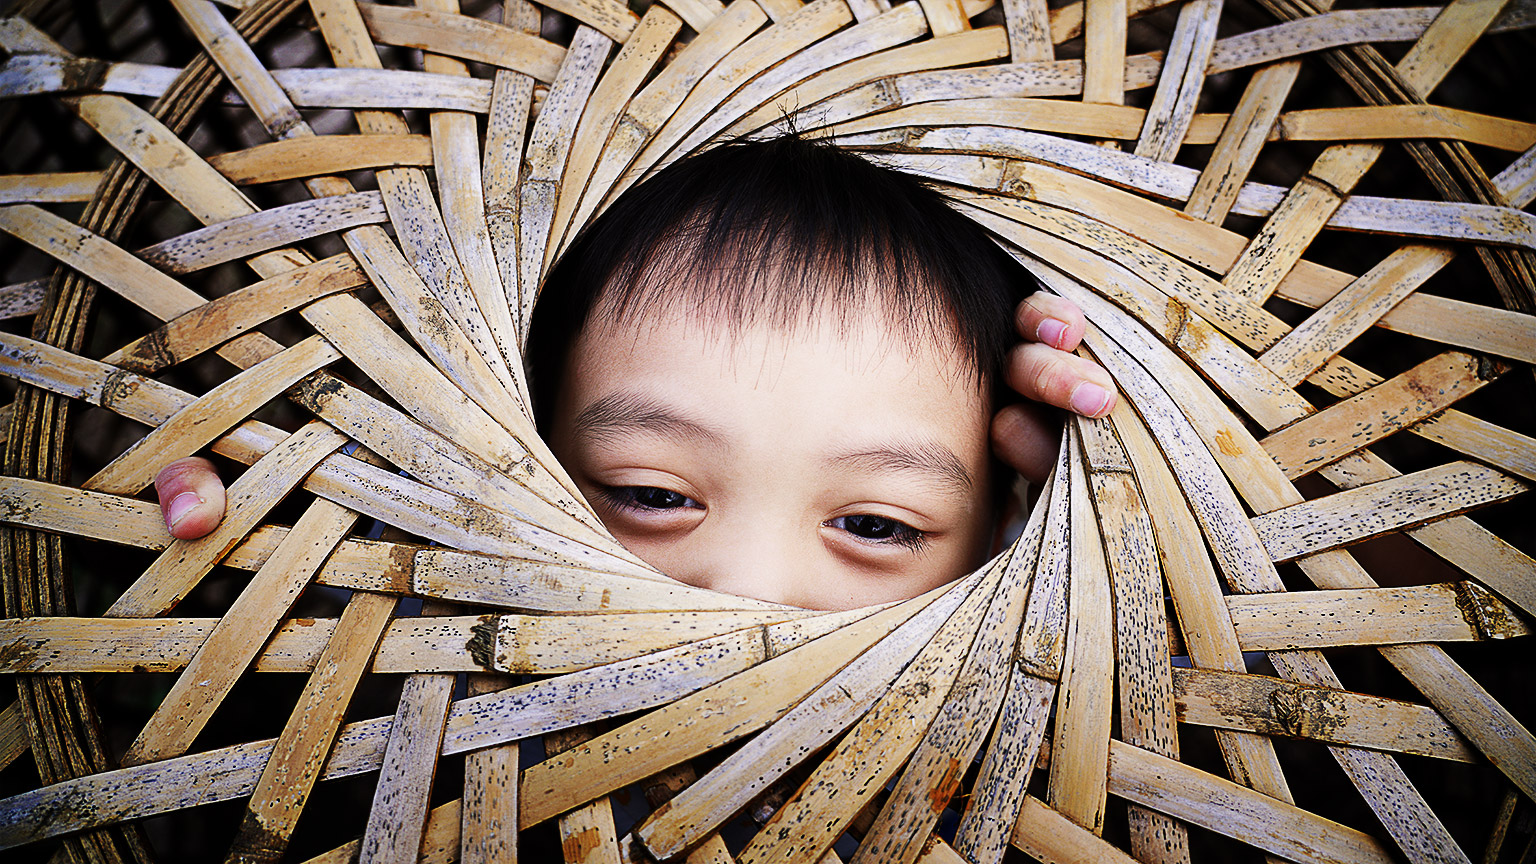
(0, 0), (1531, 861)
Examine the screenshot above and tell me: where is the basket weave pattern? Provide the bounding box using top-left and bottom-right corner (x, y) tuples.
(0, 0), (1533, 861)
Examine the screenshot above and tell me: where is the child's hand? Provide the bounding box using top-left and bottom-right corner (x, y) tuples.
(154, 457), (227, 540)
(991, 294), (1118, 485)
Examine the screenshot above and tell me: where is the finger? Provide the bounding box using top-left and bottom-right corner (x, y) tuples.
(154, 457), (227, 540)
(1006, 342), (1118, 418)
(1017, 293), (1088, 352)
(991, 402), (1063, 486)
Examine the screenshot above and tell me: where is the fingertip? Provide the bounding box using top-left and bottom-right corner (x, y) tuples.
(1069, 381), (1117, 418)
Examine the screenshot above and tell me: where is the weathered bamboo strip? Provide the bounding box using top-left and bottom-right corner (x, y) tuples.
(547, 7), (681, 265)
(661, 0), (727, 30)
(0, 53), (180, 98)
(257, 67), (495, 111)
(633, 574), (980, 858)
(951, 447), (1066, 862)
(0, 278), (44, 320)
(354, 1), (565, 80)
(1173, 668), (1476, 762)
(482, 0), (540, 340)
(461, 673), (518, 864)
(1260, 351), (1503, 479)
(1132, 0), (1219, 161)
(0, 171), (102, 203)
(225, 590), (398, 864)
(1107, 741), (1396, 864)
(1253, 462), (1528, 562)
(1229, 581), (1529, 646)
(1009, 796), (1141, 864)
(361, 670), (456, 864)
(120, 495), (360, 766)
(0, 702), (27, 775)
(517, 26), (612, 333)
(544, 725), (624, 864)
(541, 0), (641, 40)
(300, 801), (462, 864)
(1046, 428), (1113, 834)
(1081, 411), (1187, 863)
(205, 134), (434, 184)
(135, 191), (387, 274)
(1081, 0), (1126, 123)
(848, 508), (1039, 864)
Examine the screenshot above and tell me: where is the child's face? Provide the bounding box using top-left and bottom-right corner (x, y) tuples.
(549, 300), (996, 611)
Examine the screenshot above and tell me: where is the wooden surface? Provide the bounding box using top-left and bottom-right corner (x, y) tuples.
(0, 0), (1531, 861)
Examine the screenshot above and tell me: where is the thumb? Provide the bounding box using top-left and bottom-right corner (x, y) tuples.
(154, 457), (227, 540)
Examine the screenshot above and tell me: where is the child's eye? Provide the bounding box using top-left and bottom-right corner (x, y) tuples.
(826, 514), (929, 551)
(605, 486), (701, 511)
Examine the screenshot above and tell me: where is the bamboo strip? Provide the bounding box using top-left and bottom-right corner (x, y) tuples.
(136, 191), (386, 274)
(1133, 0), (1220, 161)
(1082, 0), (1126, 115)
(0, 171), (102, 203)
(0, 703), (26, 775)
(104, 254), (367, 374)
(482, 0), (540, 340)
(461, 674), (518, 864)
(1082, 411), (1187, 862)
(1261, 351), (1502, 479)
(1174, 668), (1477, 762)
(545, 725), (623, 864)
(88, 337), (342, 495)
(1252, 462), (1529, 563)
(951, 447), (1067, 862)
(849, 514), (1040, 864)
(105, 422), (346, 619)
(1002, 0), (1051, 61)
(548, 7), (682, 266)
(735, 566), (1003, 864)
(360, 672), (456, 864)
(0, 477), (172, 551)
(0, 53), (180, 98)
(354, 1), (565, 80)
(1229, 581), (1529, 647)
(632, 575), (980, 858)
(206, 134), (434, 184)
(661, 0), (727, 30)
(225, 590), (398, 864)
(120, 495), (359, 767)
(259, 67), (493, 111)
(919, 0), (970, 36)
(540, 0), (641, 40)
(516, 602), (903, 826)
(518, 26), (612, 333)
(0, 279), (44, 320)
(1010, 796), (1141, 864)
(494, 610), (820, 672)
(1107, 741), (1396, 864)
(564, 0), (767, 247)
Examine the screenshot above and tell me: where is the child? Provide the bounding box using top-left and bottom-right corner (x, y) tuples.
(155, 136), (1116, 609)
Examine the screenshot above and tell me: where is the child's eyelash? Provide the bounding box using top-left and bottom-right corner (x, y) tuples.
(827, 514), (930, 553)
(596, 485), (699, 512)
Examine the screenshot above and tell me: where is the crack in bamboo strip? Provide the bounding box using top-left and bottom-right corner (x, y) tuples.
(1173, 668), (1477, 762)
(105, 422), (346, 619)
(1045, 425), (1113, 833)
(739, 26), (1009, 138)
(625, 0), (853, 193)
(547, 7), (681, 269)
(1081, 410), (1188, 863)
(849, 495), (1043, 864)
(354, 1), (565, 81)
(1260, 351), (1503, 479)
(361, 669), (456, 864)
(951, 446), (1066, 863)
(135, 191), (387, 274)
(1106, 741), (1396, 864)
(0, 171), (103, 203)
(1132, 0), (1220, 161)
(205, 134), (434, 184)
(1252, 461), (1529, 562)
(120, 495), (360, 767)
(518, 26), (612, 335)
(563, 0), (768, 254)
(104, 254), (368, 374)
(633, 572), (981, 858)
(225, 589), (397, 864)
(86, 336), (342, 495)
(735, 565), (1005, 864)
(516, 601), (907, 826)
(420, 0), (532, 417)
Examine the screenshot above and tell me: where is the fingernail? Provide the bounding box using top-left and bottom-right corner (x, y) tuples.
(166, 492), (202, 529)
(1037, 318), (1068, 350)
(1071, 383), (1112, 417)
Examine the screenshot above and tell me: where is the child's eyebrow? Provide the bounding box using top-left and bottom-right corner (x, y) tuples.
(571, 392), (726, 446)
(825, 441), (974, 500)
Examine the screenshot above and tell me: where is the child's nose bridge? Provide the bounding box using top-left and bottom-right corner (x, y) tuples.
(686, 513), (821, 608)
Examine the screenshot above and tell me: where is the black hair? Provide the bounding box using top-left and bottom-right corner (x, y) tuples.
(526, 134), (1037, 431)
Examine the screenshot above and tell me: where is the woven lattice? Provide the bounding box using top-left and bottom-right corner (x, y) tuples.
(0, 0), (1533, 861)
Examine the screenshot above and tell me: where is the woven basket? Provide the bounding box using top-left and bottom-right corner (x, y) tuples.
(1, 0), (1533, 861)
